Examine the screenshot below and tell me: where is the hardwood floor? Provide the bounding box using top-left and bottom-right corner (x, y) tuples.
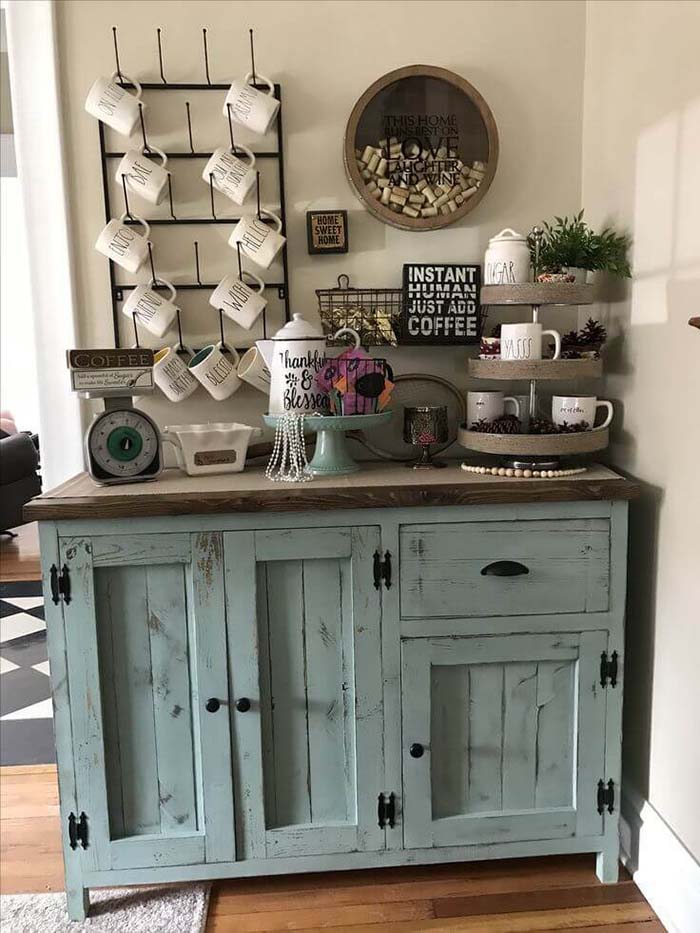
(0, 522), (42, 582)
(0, 767), (662, 931)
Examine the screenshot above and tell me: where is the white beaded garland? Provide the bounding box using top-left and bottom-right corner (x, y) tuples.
(266, 414), (313, 483)
(460, 463), (587, 480)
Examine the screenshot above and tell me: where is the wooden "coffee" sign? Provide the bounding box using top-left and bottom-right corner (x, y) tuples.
(306, 210), (349, 254)
(400, 263), (480, 345)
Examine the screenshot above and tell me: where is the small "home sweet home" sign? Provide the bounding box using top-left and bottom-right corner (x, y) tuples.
(306, 210), (349, 254)
(400, 263), (480, 345)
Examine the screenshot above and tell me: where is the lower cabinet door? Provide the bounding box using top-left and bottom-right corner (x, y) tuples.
(60, 533), (235, 872)
(402, 632), (607, 849)
(225, 526), (386, 858)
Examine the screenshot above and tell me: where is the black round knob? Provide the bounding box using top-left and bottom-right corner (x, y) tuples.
(409, 743), (424, 759)
(235, 697), (251, 713)
(205, 697), (221, 713)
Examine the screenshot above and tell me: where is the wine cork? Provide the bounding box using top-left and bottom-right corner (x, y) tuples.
(377, 178), (390, 188)
(463, 185), (477, 198)
(408, 193), (425, 205)
(361, 168), (372, 181)
(366, 180), (378, 193)
(416, 178), (428, 192)
(434, 192), (450, 208)
(361, 145), (375, 165)
(439, 204), (450, 215)
(381, 187), (391, 205)
(402, 205), (420, 218)
(371, 186), (382, 199)
(376, 158), (387, 177)
(421, 205), (438, 217)
(423, 186), (437, 204)
(447, 199), (458, 212)
(367, 152), (380, 174)
(391, 186), (409, 202)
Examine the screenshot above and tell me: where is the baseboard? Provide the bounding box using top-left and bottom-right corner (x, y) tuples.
(619, 784), (700, 933)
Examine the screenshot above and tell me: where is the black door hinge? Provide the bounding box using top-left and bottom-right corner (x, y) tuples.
(600, 651), (618, 687)
(68, 811), (88, 850)
(377, 792), (396, 828)
(597, 779), (615, 815)
(50, 564), (71, 606)
(373, 551), (392, 590)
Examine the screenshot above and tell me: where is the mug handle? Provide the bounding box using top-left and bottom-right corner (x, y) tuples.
(242, 270), (265, 294)
(146, 144), (168, 168)
(158, 278), (177, 302)
(112, 70), (142, 99)
(543, 329), (561, 360)
(233, 143), (256, 168)
(594, 400), (614, 430)
(332, 326), (361, 348)
(216, 341), (240, 366)
(120, 212), (150, 239)
(244, 71), (275, 97)
(504, 396), (521, 419)
(260, 209), (282, 233)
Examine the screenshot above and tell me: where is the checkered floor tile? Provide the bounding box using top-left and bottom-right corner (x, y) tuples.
(0, 581), (55, 765)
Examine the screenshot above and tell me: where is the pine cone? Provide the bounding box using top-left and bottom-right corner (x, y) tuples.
(470, 419), (493, 433)
(530, 417), (558, 435)
(579, 318), (607, 346)
(490, 414), (522, 434)
(562, 348), (583, 359)
(561, 329), (580, 349)
(558, 420), (591, 433)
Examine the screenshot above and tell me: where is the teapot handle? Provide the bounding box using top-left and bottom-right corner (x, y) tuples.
(332, 326), (361, 348)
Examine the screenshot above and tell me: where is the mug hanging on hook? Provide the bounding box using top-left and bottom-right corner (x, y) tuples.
(85, 71), (144, 136)
(116, 145), (169, 206)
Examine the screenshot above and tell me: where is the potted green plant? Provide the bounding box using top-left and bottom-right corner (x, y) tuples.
(528, 211), (631, 283)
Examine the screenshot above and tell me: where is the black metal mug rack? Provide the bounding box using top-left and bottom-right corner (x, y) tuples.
(99, 26), (291, 353)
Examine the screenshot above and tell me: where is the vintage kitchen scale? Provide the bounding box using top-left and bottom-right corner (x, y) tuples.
(67, 349), (163, 485)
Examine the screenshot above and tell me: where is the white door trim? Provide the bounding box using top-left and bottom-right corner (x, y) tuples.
(5, 0), (83, 489)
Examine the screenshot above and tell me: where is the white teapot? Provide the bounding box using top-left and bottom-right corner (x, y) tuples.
(258, 313), (360, 415)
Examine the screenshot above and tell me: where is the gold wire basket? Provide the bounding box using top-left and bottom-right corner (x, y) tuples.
(316, 274), (403, 346)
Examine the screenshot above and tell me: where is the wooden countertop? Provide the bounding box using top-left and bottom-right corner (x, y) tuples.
(25, 462), (640, 521)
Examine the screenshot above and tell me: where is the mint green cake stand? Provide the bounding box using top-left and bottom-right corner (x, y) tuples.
(263, 411), (393, 476)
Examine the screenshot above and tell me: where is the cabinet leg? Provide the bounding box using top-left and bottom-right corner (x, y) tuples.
(596, 843), (620, 884)
(66, 885), (89, 922)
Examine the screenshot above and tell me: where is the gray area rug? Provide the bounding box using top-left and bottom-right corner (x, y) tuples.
(0, 883), (211, 932)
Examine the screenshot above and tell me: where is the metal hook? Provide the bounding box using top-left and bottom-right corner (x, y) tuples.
(175, 308), (184, 350)
(193, 241), (202, 285)
(132, 312), (140, 348)
(185, 102), (195, 153)
(138, 103), (151, 154)
(226, 104), (237, 154)
(112, 26), (123, 82)
(167, 174), (176, 220)
(202, 28), (212, 85)
(236, 242), (243, 278)
(249, 28), (257, 86)
(256, 171), (261, 220)
(208, 173), (217, 220)
(262, 307), (267, 339)
(218, 309), (228, 351)
(120, 174), (133, 219)
(147, 241), (158, 286)
(156, 28), (167, 84)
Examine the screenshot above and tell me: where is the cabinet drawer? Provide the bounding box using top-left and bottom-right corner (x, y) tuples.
(400, 519), (610, 618)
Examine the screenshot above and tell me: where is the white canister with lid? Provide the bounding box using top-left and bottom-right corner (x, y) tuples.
(484, 228), (531, 285)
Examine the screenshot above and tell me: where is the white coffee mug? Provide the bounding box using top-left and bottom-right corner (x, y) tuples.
(85, 72), (143, 137)
(467, 391), (521, 427)
(203, 145), (257, 206)
(116, 146), (169, 205)
(188, 343), (242, 400)
(228, 210), (285, 270)
(95, 214), (150, 273)
(223, 73), (280, 136)
(153, 345), (198, 402)
(500, 322), (561, 361)
(123, 279), (179, 338)
(210, 271), (267, 329)
(237, 345), (271, 395)
(552, 396), (613, 431)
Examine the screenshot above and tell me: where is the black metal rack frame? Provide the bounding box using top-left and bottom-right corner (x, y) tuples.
(99, 27), (291, 351)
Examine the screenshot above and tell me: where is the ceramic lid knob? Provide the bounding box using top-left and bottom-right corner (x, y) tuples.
(272, 312), (324, 340)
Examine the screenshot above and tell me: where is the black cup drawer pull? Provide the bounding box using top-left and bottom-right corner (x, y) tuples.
(480, 560), (530, 577)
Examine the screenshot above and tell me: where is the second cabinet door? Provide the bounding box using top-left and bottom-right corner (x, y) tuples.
(402, 632), (607, 849)
(225, 526), (386, 859)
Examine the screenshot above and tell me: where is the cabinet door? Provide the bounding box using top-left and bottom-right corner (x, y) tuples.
(225, 526), (385, 858)
(402, 632), (606, 849)
(60, 533), (235, 872)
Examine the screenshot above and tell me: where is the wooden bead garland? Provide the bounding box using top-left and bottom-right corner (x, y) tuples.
(460, 463), (588, 479)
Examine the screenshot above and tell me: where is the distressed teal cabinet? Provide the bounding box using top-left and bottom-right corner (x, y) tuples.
(34, 487), (631, 921)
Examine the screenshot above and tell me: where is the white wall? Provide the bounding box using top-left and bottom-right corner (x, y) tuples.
(54, 0), (586, 437)
(582, 0), (700, 860)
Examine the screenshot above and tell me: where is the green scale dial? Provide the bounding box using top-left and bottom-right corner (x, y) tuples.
(86, 406), (162, 485)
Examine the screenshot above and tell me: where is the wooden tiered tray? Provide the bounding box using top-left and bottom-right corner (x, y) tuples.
(468, 358), (602, 380)
(480, 283), (594, 305)
(457, 426), (610, 456)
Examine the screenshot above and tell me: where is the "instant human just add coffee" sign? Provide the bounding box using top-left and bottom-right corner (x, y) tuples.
(400, 262), (480, 345)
